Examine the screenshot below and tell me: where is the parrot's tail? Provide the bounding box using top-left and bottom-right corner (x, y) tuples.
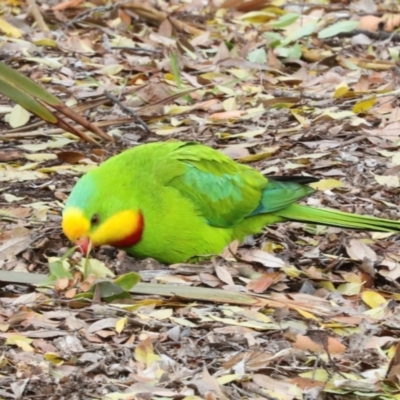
(277, 204), (400, 233)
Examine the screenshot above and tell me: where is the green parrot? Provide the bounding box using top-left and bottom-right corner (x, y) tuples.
(62, 141), (400, 264)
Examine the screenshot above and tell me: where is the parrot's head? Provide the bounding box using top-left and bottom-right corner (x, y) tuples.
(62, 172), (144, 254)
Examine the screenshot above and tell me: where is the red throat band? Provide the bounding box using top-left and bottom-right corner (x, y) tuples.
(110, 212), (144, 248)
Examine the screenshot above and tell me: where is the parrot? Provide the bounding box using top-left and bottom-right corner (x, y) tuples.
(62, 141), (400, 264)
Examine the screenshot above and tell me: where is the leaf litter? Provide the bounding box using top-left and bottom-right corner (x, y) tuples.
(2, 0), (400, 399)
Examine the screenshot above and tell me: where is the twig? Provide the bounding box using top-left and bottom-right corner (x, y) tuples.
(110, 46), (161, 55)
(26, 0), (50, 32)
(0, 118), (141, 140)
(104, 90), (152, 134)
(307, 329), (347, 379)
(337, 135), (368, 148)
(232, 384), (278, 400)
(337, 29), (400, 42)
(67, 0), (130, 26)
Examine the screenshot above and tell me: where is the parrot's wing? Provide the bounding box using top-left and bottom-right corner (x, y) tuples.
(154, 142), (313, 228)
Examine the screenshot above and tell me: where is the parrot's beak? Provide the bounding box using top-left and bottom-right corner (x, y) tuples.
(76, 237), (91, 255)
(62, 208), (92, 254)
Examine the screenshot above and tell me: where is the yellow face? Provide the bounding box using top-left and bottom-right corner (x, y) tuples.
(62, 207), (144, 249)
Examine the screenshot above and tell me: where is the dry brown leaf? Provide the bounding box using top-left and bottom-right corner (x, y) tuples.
(239, 249), (286, 268)
(358, 16), (383, 32)
(387, 341), (400, 382)
(0, 236), (31, 261)
(56, 151), (86, 164)
(293, 333), (346, 354)
(345, 239), (377, 262)
(215, 265), (234, 286)
(246, 273), (275, 293)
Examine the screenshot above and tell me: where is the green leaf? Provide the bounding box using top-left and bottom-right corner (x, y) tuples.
(389, 47), (399, 61)
(0, 271), (263, 307)
(247, 48), (267, 63)
(74, 281), (129, 301)
(264, 32), (283, 41)
(170, 52), (182, 89)
(114, 272), (141, 291)
(263, 32), (284, 48)
(224, 40), (234, 51)
(73, 292), (93, 300)
(283, 21), (317, 45)
(276, 43), (302, 59)
(0, 76), (58, 123)
(48, 260), (73, 279)
(169, 52), (191, 103)
(81, 258), (115, 279)
(270, 13), (299, 28)
(103, 291), (131, 303)
(318, 20), (359, 39)
(0, 61), (61, 105)
(96, 281), (126, 297)
(60, 246), (77, 261)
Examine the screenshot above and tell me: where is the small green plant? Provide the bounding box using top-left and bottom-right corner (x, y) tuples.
(41, 247), (140, 303)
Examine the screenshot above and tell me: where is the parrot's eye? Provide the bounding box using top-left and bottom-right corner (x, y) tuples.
(91, 214), (100, 225)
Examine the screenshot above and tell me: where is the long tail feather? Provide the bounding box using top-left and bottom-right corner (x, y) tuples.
(269, 176), (320, 184)
(277, 204), (400, 232)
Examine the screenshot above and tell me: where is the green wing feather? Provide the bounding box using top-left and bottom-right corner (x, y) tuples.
(153, 142), (262, 227)
(251, 179), (314, 214)
(154, 142), (314, 227)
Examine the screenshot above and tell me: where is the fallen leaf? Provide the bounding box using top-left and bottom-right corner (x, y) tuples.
(239, 249), (286, 268)
(57, 151), (86, 164)
(345, 239), (377, 262)
(374, 175), (399, 187)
